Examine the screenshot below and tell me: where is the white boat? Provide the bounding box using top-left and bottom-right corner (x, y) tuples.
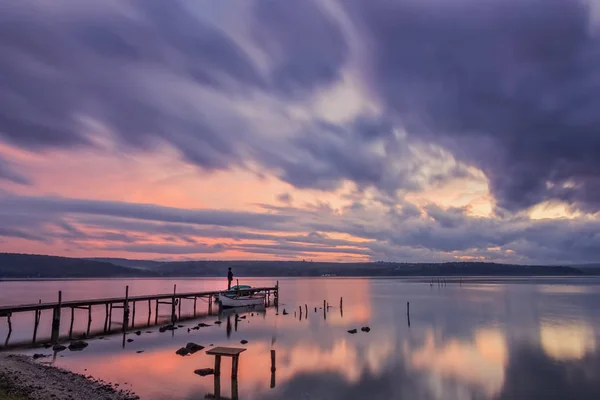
(218, 293), (266, 308)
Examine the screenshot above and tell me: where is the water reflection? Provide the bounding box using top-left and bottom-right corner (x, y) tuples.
(1, 278), (600, 399)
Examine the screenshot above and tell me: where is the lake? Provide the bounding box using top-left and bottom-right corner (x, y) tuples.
(1, 277), (600, 400)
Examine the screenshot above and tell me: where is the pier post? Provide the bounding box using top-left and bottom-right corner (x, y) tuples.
(69, 307), (75, 338)
(171, 284), (177, 324)
(193, 296), (197, 317)
(132, 301), (136, 328)
(123, 286), (130, 332)
(87, 306), (92, 336)
(270, 349), (276, 388)
(104, 303), (109, 332)
(407, 301), (410, 327)
(305, 304), (308, 316)
(32, 300), (41, 343)
(299, 305), (302, 321)
(155, 299), (159, 324)
(209, 295), (213, 315)
(323, 300), (326, 320)
(51, 291), (62, 343)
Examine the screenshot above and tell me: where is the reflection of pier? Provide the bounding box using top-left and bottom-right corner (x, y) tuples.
(0, 284), (279, 349)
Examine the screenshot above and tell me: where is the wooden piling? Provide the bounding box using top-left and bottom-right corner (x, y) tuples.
(104, 303), (109, 332)
(270, 349), (276, 389)
(323, 300), (326, 320)
(155, 299), (159, 324)
(407, 301), (411, 327)
(51, 291), (62, 343)
(123, 285), (130, 332)
(193, 296), (197, 317)
(69, 307), (75, 338)
(131, 301), (136, 328)
(171, 284), (176, 324)
(209, 295), (213, 315)
(32, 300), (41, 343)
(86, 306), (92, 335)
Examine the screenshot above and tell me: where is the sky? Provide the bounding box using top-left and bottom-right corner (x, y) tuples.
(1, 0), (600, 264)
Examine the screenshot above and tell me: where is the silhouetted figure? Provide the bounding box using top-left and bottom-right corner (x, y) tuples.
(227, 267), (234, 290)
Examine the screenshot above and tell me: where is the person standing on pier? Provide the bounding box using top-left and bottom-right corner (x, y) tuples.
(227, 267), (234, 290)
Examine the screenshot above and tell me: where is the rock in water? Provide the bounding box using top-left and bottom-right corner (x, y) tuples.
(282, 309), (289, 315)
(135, 331), (142, 336)
(127, 338), (134, 343)
(214, 321), (222, 325)
(136, 350), (144, 354)
(240, 340), (248, 345)
(185, 342), (205, 354)
(52, 344), (67, 352)
(68, 340), (89, 351)
(198, 323), (211, 327)
(347, 329), (358, 334)
(32, 353), (49, 359)
(194, 368), (215, 377)
(176, 347), (190, 356)
(361, 327), (371, 333)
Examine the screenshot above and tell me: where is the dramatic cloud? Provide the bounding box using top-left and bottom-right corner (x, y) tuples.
(346, 0), (600, 211)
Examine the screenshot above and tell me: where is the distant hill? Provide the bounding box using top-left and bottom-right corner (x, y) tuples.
(0, 253), (155, 278)
(0, 253), (595, 279)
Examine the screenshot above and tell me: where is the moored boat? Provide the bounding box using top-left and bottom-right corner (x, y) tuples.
(218, 293), (266, 308)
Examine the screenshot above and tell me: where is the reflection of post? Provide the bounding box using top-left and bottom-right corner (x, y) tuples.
(305, 304), (308, 316)
(299, 306), (302, 321)
(270, 349), (276, 389)
(227, 315), (232, 338)
(232, 376), (239, 400)
(407, 301), (410, 327)
(86, 306), (92, 336)
(323, 300), (326, 320)
(132, 301), (136, 328)
(209, 295), (213, 316)
(234, 314), (238, 332)
(213, 374), (221, 399)
(340, 297), (343, 317)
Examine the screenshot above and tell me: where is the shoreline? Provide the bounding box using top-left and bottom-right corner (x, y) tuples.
(0, 355), (139, 400)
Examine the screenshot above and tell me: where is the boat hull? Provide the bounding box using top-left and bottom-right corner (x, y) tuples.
(218, 294), (266, 308)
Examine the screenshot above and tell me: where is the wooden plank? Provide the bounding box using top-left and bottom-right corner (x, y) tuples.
(206, 347), (247, 357)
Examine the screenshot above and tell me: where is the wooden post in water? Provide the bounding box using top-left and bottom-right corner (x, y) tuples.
(208, 295), (213, 315)
(123, 286), (130, 332)
(305, 304), (308, 316)
(407, 301), (411, 327)
(131, 300), (136, 328)
(32, 299), (41, 343)
(298, 305), (302, 321)
(69, 307), (75, 338)
(86, 305), (92, 336)
(104, 303), (109, 332)
(51, 291), (62, 343)
(270, 349), (276, 389)
(171, 284), (177, 324)
(155, 299), (159, 324)
(178, 294), (182, 319)
(193, 296), (197, 317)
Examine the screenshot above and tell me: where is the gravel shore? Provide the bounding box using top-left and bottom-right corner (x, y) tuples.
(0, 355), (139, 400)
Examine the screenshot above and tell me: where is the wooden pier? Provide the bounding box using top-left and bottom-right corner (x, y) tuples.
(0, 284), (278, 348)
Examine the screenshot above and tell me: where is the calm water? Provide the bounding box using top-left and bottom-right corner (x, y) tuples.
(1, 277), (600, 400)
